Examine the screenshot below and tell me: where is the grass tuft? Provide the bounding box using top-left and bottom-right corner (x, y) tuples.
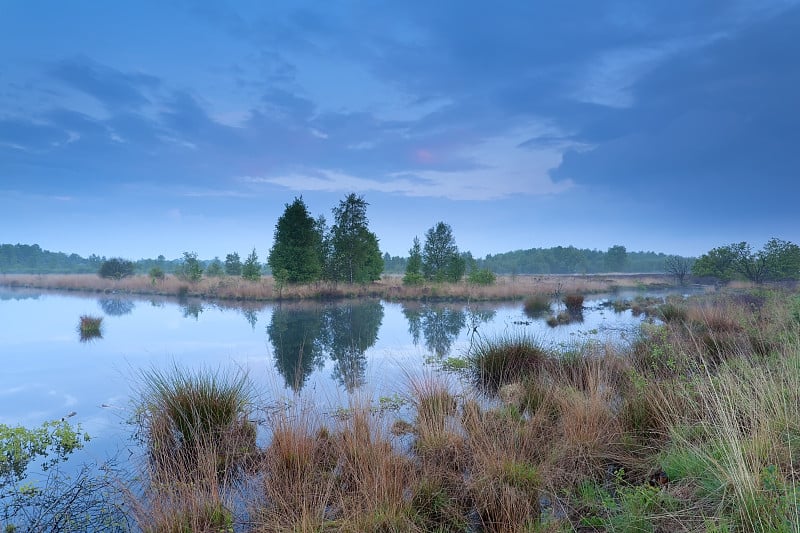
(78, 314), (103, 341)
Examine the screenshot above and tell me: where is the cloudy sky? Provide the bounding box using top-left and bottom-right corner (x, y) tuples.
(1, 1), (798, 260)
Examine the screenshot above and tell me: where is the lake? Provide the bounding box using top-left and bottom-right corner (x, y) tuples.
(0, 286), (687, 461)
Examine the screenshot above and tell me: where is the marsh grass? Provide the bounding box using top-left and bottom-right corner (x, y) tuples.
(77, 314), (103, 341)
(523, 293), (551, 317)
(468, 333), (549, 391)
(134, 364), (256, 467)
(0, 272), (673, 302)
(77, 285), (800, 530)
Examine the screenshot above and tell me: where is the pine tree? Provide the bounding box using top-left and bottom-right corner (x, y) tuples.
(329, 194), (383, 283)
(242, 248), (261, 281)
(268, 197), (322, 284)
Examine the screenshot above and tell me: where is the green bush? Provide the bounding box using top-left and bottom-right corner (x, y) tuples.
(468, 268), (496, 285)
(98, 258), (134, 279)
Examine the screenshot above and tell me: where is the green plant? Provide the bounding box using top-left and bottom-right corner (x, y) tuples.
(98, 257), (134, 279)
(136, 365), (254, 456)
(177, 252), (203, 282)
(241, 248), (261, 281)
(468, 268), (496, 285)
(468, 333), (548, 391)
(77, 314), (103, 341)
(148, 266), (165, 284)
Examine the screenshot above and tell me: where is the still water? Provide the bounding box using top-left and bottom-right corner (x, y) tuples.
(0, 287), (667, 459)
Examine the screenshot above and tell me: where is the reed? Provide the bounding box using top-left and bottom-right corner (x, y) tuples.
(0, 273), (674, 302)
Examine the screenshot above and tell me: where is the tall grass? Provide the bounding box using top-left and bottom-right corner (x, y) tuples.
(98, 286), (800, 529)
(77, 314), (103, 341)
(467, 333), (549, 391)
(0, 272), (673, 302)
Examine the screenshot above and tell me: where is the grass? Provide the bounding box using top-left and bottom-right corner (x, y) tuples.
(77, 314), (102, 341)
(523, 293), (551, 317)
(134, 364), (256, 465)
(1, 272), (674, 302)
(40, 284), (800, 530)
(467, 332), (549, 391)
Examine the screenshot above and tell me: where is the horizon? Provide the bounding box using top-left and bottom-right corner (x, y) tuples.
(2, 2), (798, 259)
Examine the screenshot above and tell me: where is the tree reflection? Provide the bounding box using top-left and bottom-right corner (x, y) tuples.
(97, 298), (135, 316)
(324, 300), (384, 392)
(266, 301), (384, 393)
(402, 304), (495, 357)
(267, 305), (327, 392)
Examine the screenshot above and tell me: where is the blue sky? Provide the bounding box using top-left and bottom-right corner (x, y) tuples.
(1, 1), (798, 260)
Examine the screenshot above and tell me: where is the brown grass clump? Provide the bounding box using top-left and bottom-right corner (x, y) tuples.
(563, 293), (585, 313)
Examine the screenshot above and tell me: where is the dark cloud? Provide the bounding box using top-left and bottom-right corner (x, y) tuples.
(551, 6), (800, 207)
(49, 56), (159, 109)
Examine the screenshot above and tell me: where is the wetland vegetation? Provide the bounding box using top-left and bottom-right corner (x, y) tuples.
(2, 284), (800, 531)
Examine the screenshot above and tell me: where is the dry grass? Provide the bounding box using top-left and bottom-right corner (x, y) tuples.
(109, 285), (800, 530)
(0, 272), (673, 302)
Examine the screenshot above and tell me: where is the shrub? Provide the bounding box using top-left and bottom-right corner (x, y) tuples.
(98, 258), (134, 279)
(148, 266), (165, 284)
(402, 272), (425, 286)
(176, 252), (203, 282)
(468, 268), (496, 285)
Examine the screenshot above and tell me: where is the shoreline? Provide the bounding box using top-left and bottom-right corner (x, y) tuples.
(0, 272), (678, 303)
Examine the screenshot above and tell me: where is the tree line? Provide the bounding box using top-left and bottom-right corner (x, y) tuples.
(1, 194), (713, 280)
(692, 238), (800, 283)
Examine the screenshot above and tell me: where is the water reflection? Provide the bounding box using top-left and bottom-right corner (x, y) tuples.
(325, 300), (384, 392)
(267, 304), (327, 392)
(402, 303), (495, 357)
(97, 298), (135, 316)
(266, 300), (384, 392)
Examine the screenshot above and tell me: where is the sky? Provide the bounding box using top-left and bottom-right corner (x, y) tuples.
(1, 0), (798, 261)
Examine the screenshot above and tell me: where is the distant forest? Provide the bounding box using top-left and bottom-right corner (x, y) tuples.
(0, 243), (689, 276)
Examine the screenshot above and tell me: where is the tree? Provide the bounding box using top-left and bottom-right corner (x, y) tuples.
(224, 252), (242, 276)
(762, 238), (800, 280)
(664, 255), (693, 285)
(604, 245), (628, 272)
(692, 245), (737, 281)
(314, 215), (334, 281)
(422, 222), (465, 282)
(206, 257), (224, 277)
(177, 251), (203, 282)
(403, 236), (424, 286)
(268, 197), (322, 284)
(98, 258), (134, 279)
(692, 238), (800, 283)
(241, 248), (261, 281)
(329, 193), (384, 283)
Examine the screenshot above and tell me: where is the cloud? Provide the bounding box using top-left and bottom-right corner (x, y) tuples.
(245, 126), (574, 201)
(551, 5), (800, 211)
(49, 56), (160, 110)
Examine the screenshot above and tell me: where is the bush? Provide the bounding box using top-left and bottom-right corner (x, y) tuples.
(98, 258), (134, 279)
(468, 268), (496, 285)
(148, 266), (165, 284)
(402, 272), (425, 286)
(177, 252), (203, 282)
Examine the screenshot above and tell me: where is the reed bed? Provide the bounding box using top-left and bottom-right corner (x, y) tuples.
(0, 272), (673, 302)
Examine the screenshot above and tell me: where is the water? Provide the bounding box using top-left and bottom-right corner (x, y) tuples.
(0, 286), (692, 460)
